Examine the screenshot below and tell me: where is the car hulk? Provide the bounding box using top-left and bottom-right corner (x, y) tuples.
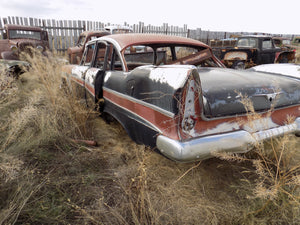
(218, 35), (295, 69)
(0, 24), (49, 76)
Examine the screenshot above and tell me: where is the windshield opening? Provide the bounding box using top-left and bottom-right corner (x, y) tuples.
(237, 38), (258, 48)
(9, 30), (42, 40)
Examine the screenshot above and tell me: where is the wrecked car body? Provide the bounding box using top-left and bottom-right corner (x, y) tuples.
(0, 24), (49, 76)
(62, 34), (300, 162)
(0, 24), (49, 60)
(217, 35), (295, 69)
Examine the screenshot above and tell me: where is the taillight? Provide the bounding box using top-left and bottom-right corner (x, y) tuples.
(181, 79), (197, 132)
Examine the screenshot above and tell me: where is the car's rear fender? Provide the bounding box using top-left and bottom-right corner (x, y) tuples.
(102, 65), (199, 145)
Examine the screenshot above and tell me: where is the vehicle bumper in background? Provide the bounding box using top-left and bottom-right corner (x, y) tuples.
(156, 118), (300, 162)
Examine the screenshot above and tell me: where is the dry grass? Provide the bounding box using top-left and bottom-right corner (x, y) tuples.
(0, 51), (299, 224)
(296, 47), (300, 64)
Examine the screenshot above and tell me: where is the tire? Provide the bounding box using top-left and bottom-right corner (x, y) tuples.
(232, 60), (245, 70)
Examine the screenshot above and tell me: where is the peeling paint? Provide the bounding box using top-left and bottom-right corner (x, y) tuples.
(147, 65), (194, 89)
(242, 117), (278, 133)
(196, 122), (240, 137)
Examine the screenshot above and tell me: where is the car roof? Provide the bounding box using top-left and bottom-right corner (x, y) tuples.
(104, 25), (133, 31)
(4, 24), (42, 32)
(79, 30), (110, 36)
(238, 35), (272, 39)
(96, 33), (209, 51)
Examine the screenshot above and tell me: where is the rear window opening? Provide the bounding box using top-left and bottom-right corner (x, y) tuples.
(123, 45), (217, 71)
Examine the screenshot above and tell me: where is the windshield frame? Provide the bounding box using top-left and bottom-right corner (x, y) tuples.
(8, 29), (42, 40)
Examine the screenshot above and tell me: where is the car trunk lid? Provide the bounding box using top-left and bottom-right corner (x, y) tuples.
(198, 68), (300, 118)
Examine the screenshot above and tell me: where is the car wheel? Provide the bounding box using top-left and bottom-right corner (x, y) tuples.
(232, 60), (245, 70)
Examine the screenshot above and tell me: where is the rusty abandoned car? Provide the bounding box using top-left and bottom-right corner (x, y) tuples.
(68, 25), (133, 64)
(68, 30), (111, 64)
(216, 35), (295, 69)
(62, 33), (300, 162)
(0, 24), (49, 76)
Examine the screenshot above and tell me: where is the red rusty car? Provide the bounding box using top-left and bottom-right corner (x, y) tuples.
(0, 24), (49, 60)
(62, 34), (300, 162)
(0, 24), (49, 76)
(68, 25), (133, 64)
(67, 30), (110, 64)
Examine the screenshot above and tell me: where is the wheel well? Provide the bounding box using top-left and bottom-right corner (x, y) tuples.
(276, 52), (295, 63)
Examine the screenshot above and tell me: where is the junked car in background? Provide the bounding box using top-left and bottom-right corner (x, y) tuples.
(0, 24), (49, 76)
(67, 25), (132, 64)
(62, 33), (300, 162)
(104, 25), (133, 34)
(68, 30), (110, 64)
(292, 36), (300, 47)
(216, 35), (295, 69)
(273, 37), (292, 48)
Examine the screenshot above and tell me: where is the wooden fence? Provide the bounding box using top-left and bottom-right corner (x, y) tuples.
(0, 16), (298, 53)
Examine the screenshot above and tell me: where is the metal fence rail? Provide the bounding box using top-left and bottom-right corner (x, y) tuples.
(0, 16), (298, 53)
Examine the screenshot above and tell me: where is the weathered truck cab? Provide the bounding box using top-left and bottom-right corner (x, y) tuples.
(0, 24), (49, 76)
(219, 35), (295, 69)
(0, 24), (49, 60)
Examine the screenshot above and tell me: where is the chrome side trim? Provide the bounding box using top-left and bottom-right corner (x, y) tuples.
(103, 96), (163, 134)
(156, 118), (300, 162)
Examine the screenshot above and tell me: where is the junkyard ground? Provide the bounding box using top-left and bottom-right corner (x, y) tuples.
(0, 51), (299, 224)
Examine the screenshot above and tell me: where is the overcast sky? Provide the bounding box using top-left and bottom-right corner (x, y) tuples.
(1, 0), (299, 34)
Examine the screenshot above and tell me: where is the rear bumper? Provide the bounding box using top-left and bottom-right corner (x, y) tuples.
(156, 118), (300, 162)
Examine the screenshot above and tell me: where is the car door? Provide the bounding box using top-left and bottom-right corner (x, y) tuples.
(260, 38), (276, 64)
(85, 41), (126, 110)
(70, 42), (97, 102)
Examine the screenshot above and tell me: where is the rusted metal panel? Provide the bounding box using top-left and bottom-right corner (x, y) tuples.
(224, 51), (247, 60)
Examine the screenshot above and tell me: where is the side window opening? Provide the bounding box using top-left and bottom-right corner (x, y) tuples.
(81, 43), (95, 66)
(124, 45), (154, 70)
(94, 43), (107, 69)
(94, 43), (123, 71)
(262, 39), (272, 49)
(77, 35), (86, 46)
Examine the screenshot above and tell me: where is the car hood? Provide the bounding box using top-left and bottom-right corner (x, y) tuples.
(198, 68), (300, 118)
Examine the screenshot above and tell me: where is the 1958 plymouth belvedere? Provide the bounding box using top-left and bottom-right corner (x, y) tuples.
(62, 34), (300, 162)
